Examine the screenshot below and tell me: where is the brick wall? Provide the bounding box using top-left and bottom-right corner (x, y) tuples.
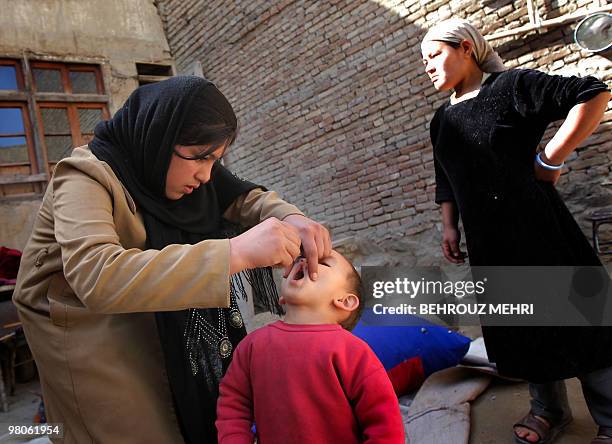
(156, 0), (611, 266)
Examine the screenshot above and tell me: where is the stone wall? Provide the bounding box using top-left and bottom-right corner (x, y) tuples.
(157, 0), (611, 266)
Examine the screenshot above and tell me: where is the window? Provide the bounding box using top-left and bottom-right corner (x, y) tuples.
(136, 62), (173, 86)
(0, 59), (109, 197)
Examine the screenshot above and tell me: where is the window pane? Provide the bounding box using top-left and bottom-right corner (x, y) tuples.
(33, 68), (63, 92)
(0, 66), (18, 90)
(40, 108), (70, 134)
(0, 108), (25, 134)
(0, 136), (28, 163)
(45, 136), (73, 162)
(70, 71), (98, 94)
(78, 108), (103, 133)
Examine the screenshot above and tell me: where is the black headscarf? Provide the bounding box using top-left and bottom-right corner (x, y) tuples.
(90, 76), (280, 443)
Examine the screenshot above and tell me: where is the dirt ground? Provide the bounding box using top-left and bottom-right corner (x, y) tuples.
(0, 358), (599, 444)
(0, 312), (601, 444)
(471, 378), (597, 443)
(461, 324), (598, 443)
(0, 379), (47, 443)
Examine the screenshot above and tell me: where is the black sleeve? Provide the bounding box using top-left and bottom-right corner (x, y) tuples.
(430, 109), (455, 205)
(511, 68), (609, 123)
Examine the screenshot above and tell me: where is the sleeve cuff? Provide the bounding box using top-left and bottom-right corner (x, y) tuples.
(434, 191), (455, 205)
(576, 84), (610, 104)
(186, 238), (231, 309)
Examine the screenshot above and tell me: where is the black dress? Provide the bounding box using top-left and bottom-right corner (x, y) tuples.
(431, 68), (612, 382)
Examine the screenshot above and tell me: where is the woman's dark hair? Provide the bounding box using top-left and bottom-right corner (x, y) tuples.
(444, 41), (461, 49)
(175, 84), (238, 152)
(441, 40), (478, 65)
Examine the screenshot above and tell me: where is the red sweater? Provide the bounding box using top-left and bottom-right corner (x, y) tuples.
(216, 321), (405, 444)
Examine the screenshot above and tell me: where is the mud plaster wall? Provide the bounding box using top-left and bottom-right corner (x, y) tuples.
(0, 0), (174, 250)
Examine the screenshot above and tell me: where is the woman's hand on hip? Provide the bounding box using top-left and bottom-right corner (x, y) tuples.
(282, 214), (332, 280)
(442, 226), (466, 264)
(229, 217), (301, 274)
(534, 160), (561, 185)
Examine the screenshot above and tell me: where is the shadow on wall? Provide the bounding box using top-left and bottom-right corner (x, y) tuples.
(157, 0), (611, 264)
(161, 0), (438, 243)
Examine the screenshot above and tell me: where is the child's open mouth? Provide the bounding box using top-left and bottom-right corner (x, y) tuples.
(290, 259), (307, 282)
(294, 267), (304, 280)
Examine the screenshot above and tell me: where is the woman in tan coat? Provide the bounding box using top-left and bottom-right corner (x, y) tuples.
(13, 76), (331, 443)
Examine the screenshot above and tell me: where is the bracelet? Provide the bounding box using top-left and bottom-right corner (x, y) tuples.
(535, 152), (564, 170)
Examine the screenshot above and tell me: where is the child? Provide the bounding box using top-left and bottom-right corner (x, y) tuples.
(216, 250), (405, 443)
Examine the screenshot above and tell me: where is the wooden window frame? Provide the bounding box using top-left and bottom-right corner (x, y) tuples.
(0, 59), (25, 92)
(37, 102), (110, 170)
(0, 102), (38, 170)
(0, 58), (109, 197)
(31, 61), (106, 97)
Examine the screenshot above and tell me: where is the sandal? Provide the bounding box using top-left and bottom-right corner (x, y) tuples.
(592, 429), (612, 444)
(513, 411), (572, 444)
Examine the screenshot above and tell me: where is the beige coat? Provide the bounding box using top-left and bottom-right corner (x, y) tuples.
(13, 147), (302, 443)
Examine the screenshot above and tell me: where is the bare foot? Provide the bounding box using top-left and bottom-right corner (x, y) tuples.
(514, 415), (549, 443)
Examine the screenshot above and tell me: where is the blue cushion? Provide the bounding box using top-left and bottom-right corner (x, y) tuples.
(353, 313), (471, 376)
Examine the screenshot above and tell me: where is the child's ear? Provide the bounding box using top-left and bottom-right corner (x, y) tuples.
(333, 293), (359, 312)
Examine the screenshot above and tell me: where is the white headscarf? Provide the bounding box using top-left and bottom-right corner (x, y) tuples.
(421, 18), (507, 73)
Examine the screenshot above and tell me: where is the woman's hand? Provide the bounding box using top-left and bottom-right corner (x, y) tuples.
(442, 226), (466, 264)
(534, 90), (610, 185)
(282, 214), (332, 280)
(440, 201), (465, 264)
(229, 217), (301, 274)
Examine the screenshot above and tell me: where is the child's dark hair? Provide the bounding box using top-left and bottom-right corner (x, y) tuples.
(340, 264), (364, 331)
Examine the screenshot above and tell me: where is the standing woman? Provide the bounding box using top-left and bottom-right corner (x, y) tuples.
(421, 18), (612, 444)
(13, 76), (331, 443)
